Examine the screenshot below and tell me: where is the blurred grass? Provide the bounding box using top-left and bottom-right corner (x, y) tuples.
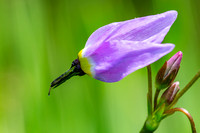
(0, 0), (200, 133)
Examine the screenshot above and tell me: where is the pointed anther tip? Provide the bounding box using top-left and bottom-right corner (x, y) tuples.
(48, 87), (52, 96)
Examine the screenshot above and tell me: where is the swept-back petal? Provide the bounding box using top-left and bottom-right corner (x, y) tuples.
(86, 40), (175, 82)
(85, 11), (177, 52)
(85, 22), (121, 48)
(107, 11), (177, 43)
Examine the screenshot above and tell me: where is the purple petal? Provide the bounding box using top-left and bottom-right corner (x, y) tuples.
(107, 11), (177, 43)
(86, 40), (174, 82)
(79, 11), (178, 82)
(85, 10), (177, 51)
(85, 22), (121, 48)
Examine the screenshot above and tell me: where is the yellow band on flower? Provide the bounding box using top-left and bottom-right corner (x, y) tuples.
(78, 49), (92, 77)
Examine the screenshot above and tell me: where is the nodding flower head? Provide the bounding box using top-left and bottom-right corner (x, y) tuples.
(78, 11), (177, 82)
(49, 10), (178, 94)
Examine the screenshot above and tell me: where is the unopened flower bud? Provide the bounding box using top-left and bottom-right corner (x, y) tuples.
(160, 81), (180, 106)
(156, 51), (182, 90)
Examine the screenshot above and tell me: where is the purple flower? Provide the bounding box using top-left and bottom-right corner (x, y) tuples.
(49, 11), (178, 95)
(78, 11), (177, 82)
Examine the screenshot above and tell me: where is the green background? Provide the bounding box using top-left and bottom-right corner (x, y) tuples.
(0, 0), (200, 132)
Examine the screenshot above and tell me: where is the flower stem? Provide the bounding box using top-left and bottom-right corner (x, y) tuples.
(154, 89), (160, 110)
(168, 70), (200, 109)
(147, 65), (153, 115)
(140, 125), (153, 133)
(165, 108), (196, 133)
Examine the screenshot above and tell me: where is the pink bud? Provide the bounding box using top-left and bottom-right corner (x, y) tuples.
(160, 81), (180, 105)
(156, 51), (182, 90)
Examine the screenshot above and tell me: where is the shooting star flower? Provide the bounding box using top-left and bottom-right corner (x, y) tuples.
(49, 10), (177, 95)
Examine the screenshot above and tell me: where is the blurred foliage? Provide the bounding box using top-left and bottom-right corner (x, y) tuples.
(0, 0), (200, 133)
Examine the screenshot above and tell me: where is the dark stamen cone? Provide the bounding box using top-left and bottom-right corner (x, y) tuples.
(48, 59), (85, 95)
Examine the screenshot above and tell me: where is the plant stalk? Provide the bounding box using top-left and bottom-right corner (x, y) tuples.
(140, 125), (153, 133)
(147, 65), (153, 115)
(154, 89), (160, 110)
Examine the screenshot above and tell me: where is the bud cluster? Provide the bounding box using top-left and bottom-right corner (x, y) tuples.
(144, 51), (183, 132)
(155, 51), (182, 110)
